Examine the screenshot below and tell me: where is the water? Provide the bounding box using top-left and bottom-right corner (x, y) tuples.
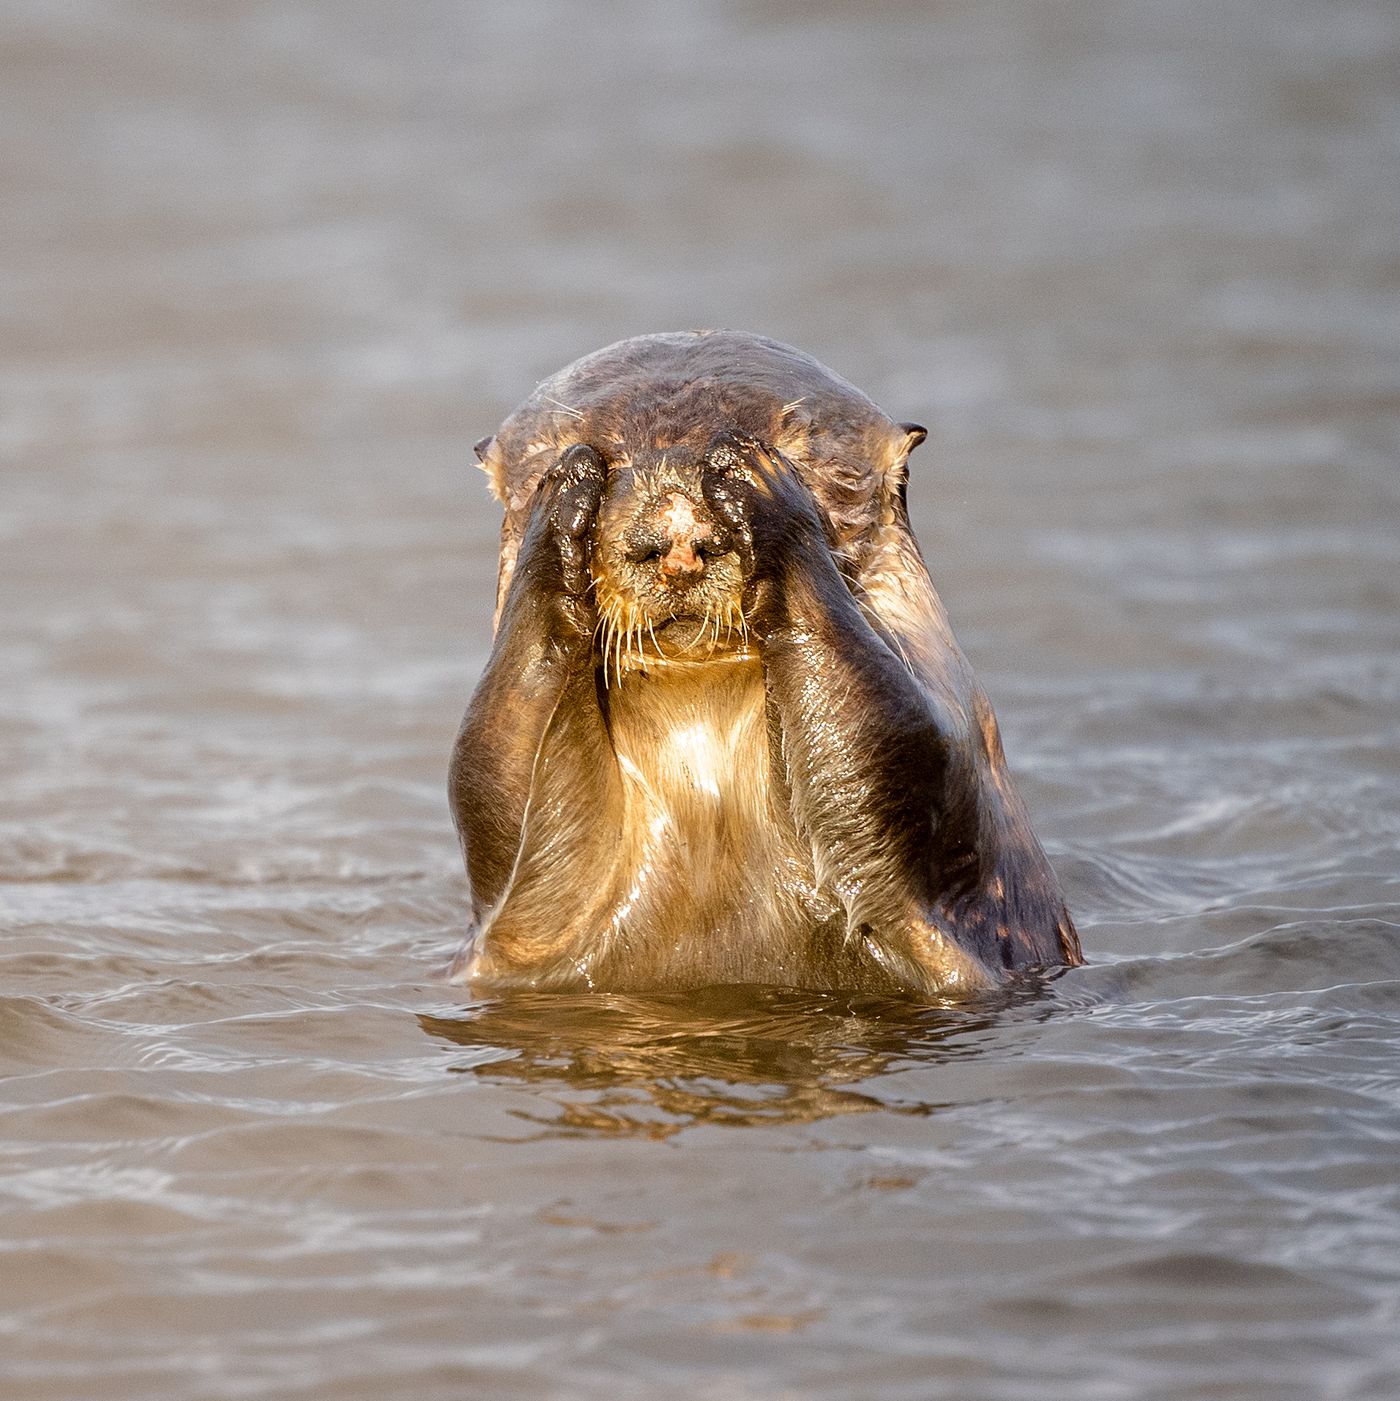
(3, 0), (1399, 1396)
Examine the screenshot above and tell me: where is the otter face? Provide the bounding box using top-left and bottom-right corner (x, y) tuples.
(590, 451), (749, 680)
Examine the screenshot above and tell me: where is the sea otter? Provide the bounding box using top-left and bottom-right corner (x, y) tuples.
(448, 330), (1080, 996)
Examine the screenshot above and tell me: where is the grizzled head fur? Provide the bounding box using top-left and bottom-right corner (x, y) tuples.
(475, 330), (926, 627)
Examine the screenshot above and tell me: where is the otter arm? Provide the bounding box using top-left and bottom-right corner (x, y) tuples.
(704, 440), (996, 991)
(448, 451), (624, 978)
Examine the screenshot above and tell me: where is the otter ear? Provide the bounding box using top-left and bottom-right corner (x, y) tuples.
(884, 423), (926, 519)
(473, 434), (510, 504)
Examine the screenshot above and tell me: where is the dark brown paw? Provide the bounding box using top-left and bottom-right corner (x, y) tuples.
(700, 433), (827, 587)
(517, 443), (607, 636)
(542, 444), (607, 596)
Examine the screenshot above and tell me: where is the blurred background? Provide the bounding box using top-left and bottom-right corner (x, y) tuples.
(3, 2), (1400, 1398)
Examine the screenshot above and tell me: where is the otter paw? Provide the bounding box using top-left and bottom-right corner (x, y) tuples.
(700, 432), (825, 582)
(536, 443), (607, 598)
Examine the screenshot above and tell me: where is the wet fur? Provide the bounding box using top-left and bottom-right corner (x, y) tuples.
(449, 330), (1080, 996)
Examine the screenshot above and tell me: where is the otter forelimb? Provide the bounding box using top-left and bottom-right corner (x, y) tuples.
(448, 447), (624, 976)
(703, 437), (996, 991)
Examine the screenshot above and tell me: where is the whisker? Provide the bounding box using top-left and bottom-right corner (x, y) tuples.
(612, 600), (627, 690)
(540, 394), (584, 420)
(601, 604), (617, 689)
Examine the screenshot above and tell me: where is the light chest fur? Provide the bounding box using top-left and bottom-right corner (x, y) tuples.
(585, 655), (847, 989)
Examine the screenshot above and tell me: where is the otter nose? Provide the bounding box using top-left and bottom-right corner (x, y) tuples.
(657, 492), (711, 583)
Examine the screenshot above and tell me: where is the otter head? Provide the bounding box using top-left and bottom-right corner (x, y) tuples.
(475, 331), (927, 657)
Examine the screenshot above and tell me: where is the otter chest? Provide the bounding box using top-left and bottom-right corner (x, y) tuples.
(597, 656), (835, 985)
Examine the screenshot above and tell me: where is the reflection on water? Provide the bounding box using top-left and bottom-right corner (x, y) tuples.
(421, 985), (1056, 1136)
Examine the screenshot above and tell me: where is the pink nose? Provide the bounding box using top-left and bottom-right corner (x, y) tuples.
(657, 493), (711, 582)
(660, 539), (703, 579)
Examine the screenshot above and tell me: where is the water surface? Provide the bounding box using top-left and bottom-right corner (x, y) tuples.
(3, 1), (1400, 1397)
